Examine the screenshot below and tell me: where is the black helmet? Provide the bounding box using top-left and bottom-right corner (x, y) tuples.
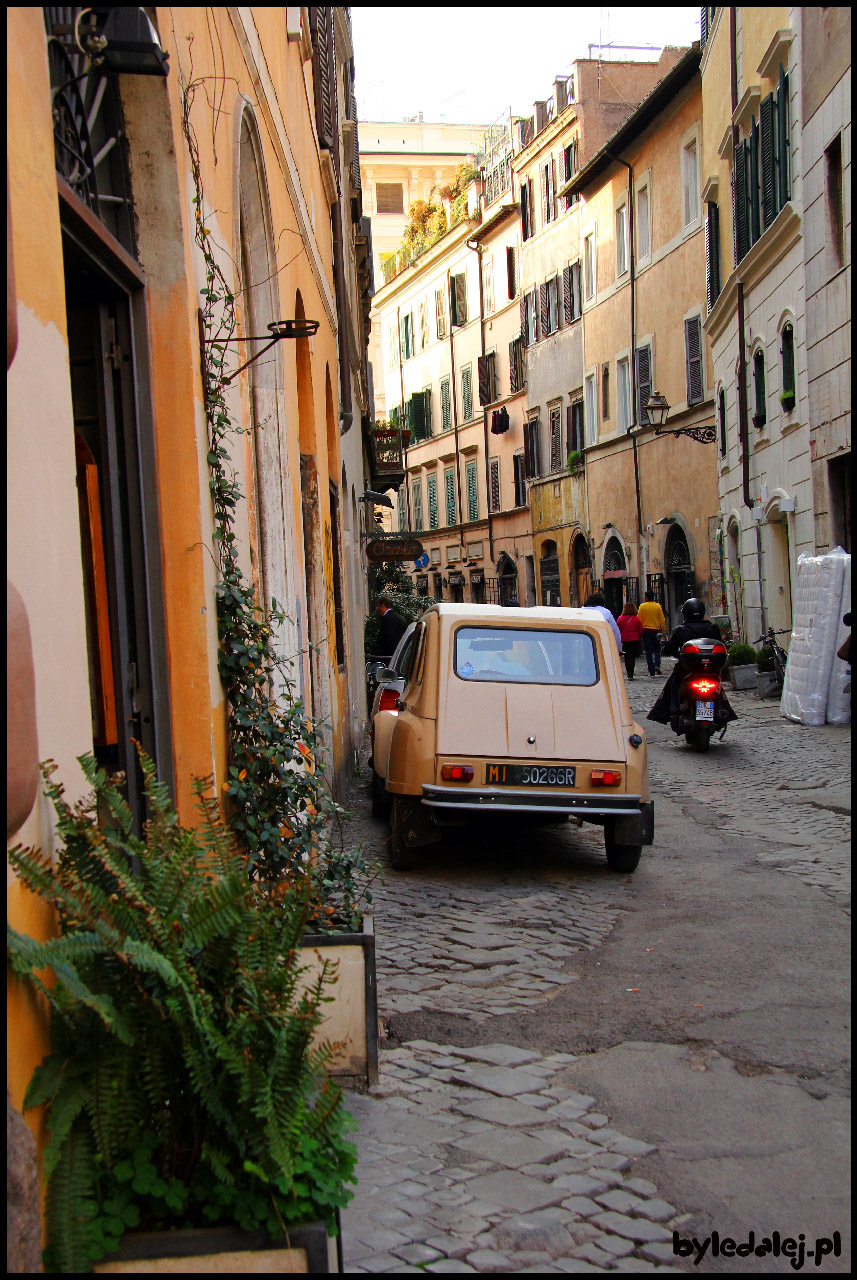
(682, 597), (706, 621)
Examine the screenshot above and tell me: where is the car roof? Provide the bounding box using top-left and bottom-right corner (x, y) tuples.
(425, 603), (614, 630)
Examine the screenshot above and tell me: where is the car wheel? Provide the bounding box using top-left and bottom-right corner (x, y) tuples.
(604, 823), (642, 873)
(389, 798), (418, 870)
(371, 770), (391, 819)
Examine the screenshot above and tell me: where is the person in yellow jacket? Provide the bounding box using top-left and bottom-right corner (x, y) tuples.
(638, 592), (667, 676)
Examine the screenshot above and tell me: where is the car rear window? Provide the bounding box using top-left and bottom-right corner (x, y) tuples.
(454, 626), (598, 686)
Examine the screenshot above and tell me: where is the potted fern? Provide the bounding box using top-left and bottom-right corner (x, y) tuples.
(6, 752), (356, 1273)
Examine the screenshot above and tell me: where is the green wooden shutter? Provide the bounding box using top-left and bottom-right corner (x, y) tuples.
(445, 467), (456, 525)
(489, 457), (500, 512)
(477, 355), (490, 406)
(778, 64), (790, 207)
(760, 93), (776, 229)
(718, 388), (727, 457)
(466, 460), (478, 521)
(411, 390), (427, 439)
(509, 339), (519, 394)
(753, 350), (766, 423)
(749, 119), (761, 245)
(539, 283), (548, 338)
(427, 473), (438, 529)
(636, 345), (652, 424)
(706, 202), (721, 310)
(685, 317), (704, 406)
(507, 245), (516, 298)
(398, 485), (407, 532)
(520, 296), (528, 347)
(440, 377), (451, 431)
(734, 139), (750, 263)
(781, 324), (795, 395)
(436, 288), (446, 338)
(462, 365), (473, 420)
(412, 478), (423, 530)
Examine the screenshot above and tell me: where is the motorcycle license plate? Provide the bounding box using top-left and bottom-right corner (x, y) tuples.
(696, 701), (715, 722)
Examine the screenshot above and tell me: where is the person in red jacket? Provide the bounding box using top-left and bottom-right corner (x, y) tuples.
(617, 601), (643, 679)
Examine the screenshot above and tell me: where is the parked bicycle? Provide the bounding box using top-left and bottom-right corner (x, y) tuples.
(756, 627), (790, 686)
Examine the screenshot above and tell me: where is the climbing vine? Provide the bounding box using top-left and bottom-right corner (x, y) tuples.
(179, 62), (375, 917)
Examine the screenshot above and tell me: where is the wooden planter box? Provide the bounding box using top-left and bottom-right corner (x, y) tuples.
(728, 664), (758, 691)
(299, 917), (379, 1088)
(94, 1221), (338, 1273)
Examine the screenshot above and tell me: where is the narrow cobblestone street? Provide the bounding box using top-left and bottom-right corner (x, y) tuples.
(339, 663), (850, 1274)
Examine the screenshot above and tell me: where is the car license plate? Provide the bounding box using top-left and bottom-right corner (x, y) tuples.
(486, 764), (576, 787)
(695, 701), (715, 722)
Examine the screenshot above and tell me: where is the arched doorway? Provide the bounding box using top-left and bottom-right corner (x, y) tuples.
(602, 537), (626, 618)
(570, 534), (591, 606)
(765, 510), (793, 640)
(539, 540), (561, 605)
(665, 524), (695, 627)
(497, 552), (519, 606)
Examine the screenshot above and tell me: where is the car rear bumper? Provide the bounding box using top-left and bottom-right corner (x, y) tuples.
(422, 784), (646, 819)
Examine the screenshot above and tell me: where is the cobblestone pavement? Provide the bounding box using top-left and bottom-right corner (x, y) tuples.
(338, 667), (851, 1273)
(624, 663), (851, 909)
(340, 1041), (684, 1273)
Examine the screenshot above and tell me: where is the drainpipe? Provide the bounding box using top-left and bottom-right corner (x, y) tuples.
(467, 237), (494, 563)
(730, 8), (752, 511)
(331, 199), (353, 435)
(396, 303), (412, 531)
(608, 151), (645, 592)
(447, 269), (464, 547)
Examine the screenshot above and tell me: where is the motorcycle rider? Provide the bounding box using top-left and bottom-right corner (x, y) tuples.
(648, 598), (737, 726)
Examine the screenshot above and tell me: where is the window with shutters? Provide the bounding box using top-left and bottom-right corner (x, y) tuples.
(825, 133), (844, 270)
(753, 349), (766, 426)
(705, 202), (721, 311)
(398, 485), (407, 532)
(387, 321), (399, 369)
(521, 178), (532, 242)
(718, 387), (727, 457)
(412, 477), (423, 531)
(435, 287), (447, 338)
(482, 258), (494, 316)
(478, 352), (497, 406)
(584, 374), (597, 446)
(466, 460), (479, 522)
(541, 158), (557, 224)
(636, 183), (651, 260)
(311, 6), (336, 152)
(444, 467), (457, 526)
(450, 273), (468, 326)
(636, 345), (652, 425)
(489, 457), (501, 513)
(524, 417), (541, 478)
(562, 261), (582, 324)
(549, 404), (562, 473)
(506, 245), (517, 299)
(523, 288), (538, 345)
(509, 337), (524, 394)
(400, 312), (414, 361)
(411, 389), (431, 440)
(567, 398), (584, 454)
(427, 473), (439, 529)
(615, 203), (628, 277)
(700, 7), (716, 45)
(440, 376), (452, 431)
(601, 365), (610, 420)
(562, 140), (578, 210)
(685, 140), (695, 230)
(733, 66), (790, 265)
(418, 301), (429, 350)
(682, 139), (699, 227)
(461, 364), (473, 421)
(513, 453), (526, 507)
(685, 316), (704, 407)
(780, 324), (795, 397)
(617, 358), (631, 433)
(584, 233), (596, 301)
(376, 182), (404, 214)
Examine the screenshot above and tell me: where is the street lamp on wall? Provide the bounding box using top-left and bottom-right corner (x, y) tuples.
(648, 389), (716, 444)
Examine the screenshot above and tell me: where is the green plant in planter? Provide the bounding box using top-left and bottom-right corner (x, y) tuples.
(6, 752), (357, 1273)
(756, 644), (775, 672)
(727, 641), (757, 666)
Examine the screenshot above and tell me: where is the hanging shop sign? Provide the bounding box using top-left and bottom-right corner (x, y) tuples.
(365, 537), (425, 563)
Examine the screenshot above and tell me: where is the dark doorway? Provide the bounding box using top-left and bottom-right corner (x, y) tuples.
(829, 453), (851, 552)
(64, 248), (157, 830)
(571, 535), (591, 606)
(665, 525), (695, 627)
(602, 537), (626, 617)
(539, 541), (561, 605)
(498, 555), (519, 606)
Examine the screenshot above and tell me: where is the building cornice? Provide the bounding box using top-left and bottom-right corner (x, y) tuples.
(511, 104), (579, 171)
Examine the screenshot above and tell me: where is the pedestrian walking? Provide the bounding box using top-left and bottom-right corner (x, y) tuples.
(638, 591), (667, 676)
(374, 595), (408, 662)
(617, 601), (643, 679)
(582, 592), (623, 653)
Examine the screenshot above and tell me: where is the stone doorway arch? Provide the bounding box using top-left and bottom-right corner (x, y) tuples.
(665, 524), (695, 628)
(602, 537), (626, 617)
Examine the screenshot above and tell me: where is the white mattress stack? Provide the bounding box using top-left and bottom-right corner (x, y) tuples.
(826, 551), (852, 725)
(780, 549), (849, 726)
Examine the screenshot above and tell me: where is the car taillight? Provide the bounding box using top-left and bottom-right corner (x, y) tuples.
(441, 764), (474, 782)
(591, 769), (622, 786)
(688, 677), (719, 696)
(379, 688), (399, 711)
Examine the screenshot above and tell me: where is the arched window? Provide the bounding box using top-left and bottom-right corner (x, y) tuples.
(780, 323), (795, 402)
(753, 349), (766, 428)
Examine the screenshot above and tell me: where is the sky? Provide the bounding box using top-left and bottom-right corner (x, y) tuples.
(352, 7), (701, 128)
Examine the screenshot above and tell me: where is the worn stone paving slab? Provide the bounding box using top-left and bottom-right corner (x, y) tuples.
(342, 1044), (689, 1273)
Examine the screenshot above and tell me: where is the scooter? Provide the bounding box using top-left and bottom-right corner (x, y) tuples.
(671, 638), (732, 753)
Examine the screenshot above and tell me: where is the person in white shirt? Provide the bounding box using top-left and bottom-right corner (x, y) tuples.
(582, 593), (623, 653)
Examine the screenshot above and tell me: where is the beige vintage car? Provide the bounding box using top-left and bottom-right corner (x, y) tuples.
(381, 603), (653, 873)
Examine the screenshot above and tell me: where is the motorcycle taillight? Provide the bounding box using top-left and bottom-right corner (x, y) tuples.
(688, 677), (719, 696)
